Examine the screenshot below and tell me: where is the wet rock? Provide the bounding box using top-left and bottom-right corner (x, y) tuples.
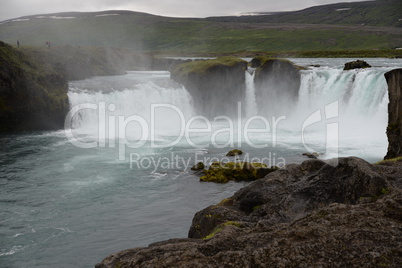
(343, 60), (371, 70)
(226, 149), (243, 156)
(191, 162), (205, 171)
(199, 161), (269, 183)
(253, 57), (301, 116)
(302, 152), (319, 159)
(171, 57), (247, 118)
(384, 68), (402, 159)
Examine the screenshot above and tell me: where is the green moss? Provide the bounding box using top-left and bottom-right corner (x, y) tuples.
(200, 161), (268, 183)
(217, 198), (233, 206)
(251, 56), (296, 68)
(252, 205), (261, 212)
(173, 57), (246, 78)
(226, 149), (243, 156)
(203, 221), (241, 240)
(191, 162), (205, 171)
(375, 156), (402, 165)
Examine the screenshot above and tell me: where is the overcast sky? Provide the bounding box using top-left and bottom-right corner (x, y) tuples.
(0, 0), (367, 22)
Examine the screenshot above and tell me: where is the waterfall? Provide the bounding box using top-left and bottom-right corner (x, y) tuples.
(66, 68), (391, 157)
(245, 71), (258, 118)
(67, 72), (195, 140)
(297, 68), (388, 118)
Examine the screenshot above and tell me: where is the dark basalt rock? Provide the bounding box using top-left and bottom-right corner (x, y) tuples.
(384, 69), (402, 159)
(253, 57), (301, 116)
(171, 57), (248, 118)
(343, 60), (371, 70)
(96, 157), (402, 268)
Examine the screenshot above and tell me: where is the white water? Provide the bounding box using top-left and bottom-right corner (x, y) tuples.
(66, 66), (393, 162)
(245, 71), (258, 118)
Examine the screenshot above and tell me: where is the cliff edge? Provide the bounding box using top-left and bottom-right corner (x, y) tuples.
(0, 41), (69, 132)
(385, 68), (402, 159)
(252, 57), (302, 116)
(171, 57), (247, 117)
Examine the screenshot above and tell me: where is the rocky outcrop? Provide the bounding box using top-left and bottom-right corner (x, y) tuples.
(0, 41), (69, 132)
(199, 161), (275, 183)
(385, 68), (402, 159)
(343, 60), (371, 70)
(252, 57), (301, 116)
(96, 157), (402, 267)
(171, 57), (247, 117)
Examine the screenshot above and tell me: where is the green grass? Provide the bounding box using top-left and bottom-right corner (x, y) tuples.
(173, 57), (246, 77)
(1, 9), (401, 54)
(375, 156), (402, 166)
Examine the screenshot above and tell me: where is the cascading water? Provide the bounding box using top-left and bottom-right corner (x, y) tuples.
(66, 67), (390, 159)
(67, 71), (195, 142)
(245, 70), (258, 118)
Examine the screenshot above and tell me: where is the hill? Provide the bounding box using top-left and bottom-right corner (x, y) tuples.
(0, 0), (401, 53)
(208, 0), (402, 27)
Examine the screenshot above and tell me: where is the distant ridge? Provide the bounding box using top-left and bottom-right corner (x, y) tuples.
(208, 0), (402, 27)
(0, 0), (401, 53)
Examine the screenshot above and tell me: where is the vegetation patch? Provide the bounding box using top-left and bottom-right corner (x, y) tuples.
(375, 156), (402, 166)
(226, 149), (243, 156)
(200, 161), (273, 183)
(203, 221), (241, 240)
(173, 57), (246, 78)
(191, 162), (205, 171)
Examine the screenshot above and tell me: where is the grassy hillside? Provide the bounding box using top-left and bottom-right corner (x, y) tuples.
(0, 1), (401, 54)
(208, 0), (402, 27)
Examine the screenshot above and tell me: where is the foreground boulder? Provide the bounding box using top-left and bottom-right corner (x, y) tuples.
(171, 57), (247, 117)
(252, 57), (301, 116)
(385, 68), (402, 159)
(343, 60), (371, 70)
(0, 41), (69, 132)
(96, 157), (402, 267)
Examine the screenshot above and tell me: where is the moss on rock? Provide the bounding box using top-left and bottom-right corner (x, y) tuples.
(173, 57), (247, 78)
(200, 161), (272, 183)
(171, 57), (248, 117)
(226, 149), (243, 156)
(253, 57), (301, 116)
(191, 162), (206, 171)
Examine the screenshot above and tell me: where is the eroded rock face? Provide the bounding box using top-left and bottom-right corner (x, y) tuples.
(385, 68), (402, 159)
(0, 41), (69, 132)
(171, 57), (248, 118)
(253, 58), (301, 116)
(95, 157), (402, 268)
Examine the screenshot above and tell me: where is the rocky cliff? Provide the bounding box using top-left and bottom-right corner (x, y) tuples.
(252, 57), (302, 116)
(0, 41), (69, 132)
(385, 68), (402, 159)
(171, 57), (248, 117)
(96, 157), (402, 268)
